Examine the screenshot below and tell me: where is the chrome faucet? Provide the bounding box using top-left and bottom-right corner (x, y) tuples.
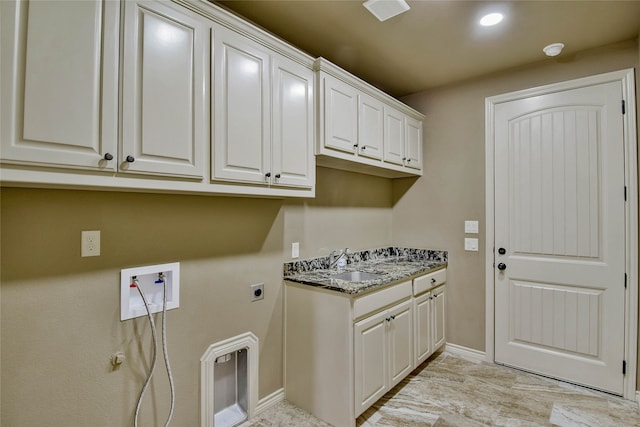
(330, 247), (349, 269)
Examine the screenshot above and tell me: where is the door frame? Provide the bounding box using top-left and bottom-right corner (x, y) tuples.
(484, 69), (638, 400)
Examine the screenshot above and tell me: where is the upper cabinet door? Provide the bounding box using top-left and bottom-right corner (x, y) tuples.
(405, 116), (423, 170)
(358, 94), (384, 160)
(271, 56), (315, 188)
(322, 74), (358, 154)
(121, 1), (207, 178)
(212, 26), (271, 184)
(0, 0), (119, 170)
(383, 106), (405, 166)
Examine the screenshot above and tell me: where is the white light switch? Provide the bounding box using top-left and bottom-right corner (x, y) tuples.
(464, 238), (479, 251)
(464, 220), (479, 234)
(291, 242), (299, 258)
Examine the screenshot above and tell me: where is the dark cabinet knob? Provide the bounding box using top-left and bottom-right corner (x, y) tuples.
(353, 144), (359, 149)
(265, 172), (271, 178)
(275, 173), (281, 179)
(103, 153), (113, 161)
(497, 263), (507, 271)
(126, 155), (135, 163)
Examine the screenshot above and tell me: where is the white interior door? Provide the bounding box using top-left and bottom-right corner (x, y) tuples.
(494, 79), (626, 394)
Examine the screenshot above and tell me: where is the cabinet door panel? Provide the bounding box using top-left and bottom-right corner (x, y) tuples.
(213, 27), (270, 184)
(432, 287), (446, 351)
(354, 312), (387, 417)
(272, 57), (314, 188)
(358, 94), (384, 160)
(414, 293), (432, 366)
(1, 0), (118, 170)
(405, 116), (423, 170)
(121, 1), (206, 178)
(323, 75), (358, 153)
(383, 106), (405, 166)
(388, 300), (413, 388)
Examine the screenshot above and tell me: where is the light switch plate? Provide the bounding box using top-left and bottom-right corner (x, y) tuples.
(464, 220), (479, 234)
(291, 242), (299, 258)
(464, 238), (479, 251)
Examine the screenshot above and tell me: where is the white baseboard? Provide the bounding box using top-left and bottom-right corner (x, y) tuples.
(444, 343), (487, 364)
(255, 388), (285, 415)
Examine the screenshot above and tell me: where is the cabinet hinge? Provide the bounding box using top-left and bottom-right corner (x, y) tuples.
(623, 360), (627, 375)
(622, 99), (626, 115)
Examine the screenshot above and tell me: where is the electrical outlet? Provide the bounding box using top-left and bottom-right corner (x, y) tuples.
(81, 230), (101, 257)
(250, 283), (264, 302)
(291, 242), (299, 258)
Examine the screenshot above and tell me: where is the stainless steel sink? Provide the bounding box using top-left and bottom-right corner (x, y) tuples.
(330, 271), (383, 281)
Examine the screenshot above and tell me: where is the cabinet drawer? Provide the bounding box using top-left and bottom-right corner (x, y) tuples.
(353, 280), (411, 320)
(413, 268), (446, 296)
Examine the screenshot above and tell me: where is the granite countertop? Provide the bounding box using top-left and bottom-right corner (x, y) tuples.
(283, 247), (447, 295)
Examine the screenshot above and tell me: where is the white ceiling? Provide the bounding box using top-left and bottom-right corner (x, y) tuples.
(215, 0), (640, 97)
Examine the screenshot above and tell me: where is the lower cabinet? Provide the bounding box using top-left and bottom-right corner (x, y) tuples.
(354, 299), (413, 417)
(285, 269), (446, 427)
(414, 285), (446, 366)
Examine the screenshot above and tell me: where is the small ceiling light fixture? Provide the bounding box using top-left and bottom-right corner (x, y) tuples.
(363, 0), (410, 22)
(543, 42), (565, 57)
(479, 12), (504, 26)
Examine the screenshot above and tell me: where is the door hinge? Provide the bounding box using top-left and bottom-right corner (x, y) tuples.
(624, 186), (627, 201)
(623, 360), (627, 375)
(622, 100), (626, 115)
(625, 273), (627, 289)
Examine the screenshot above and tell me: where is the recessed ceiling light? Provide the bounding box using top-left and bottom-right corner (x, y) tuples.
(480, 13), (504, 27)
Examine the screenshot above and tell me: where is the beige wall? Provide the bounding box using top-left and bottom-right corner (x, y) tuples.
(395, 38), (639, 358)
(0, 167), (392, 426)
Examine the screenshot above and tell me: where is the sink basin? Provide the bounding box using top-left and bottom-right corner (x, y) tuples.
(330, 271), (383, 282)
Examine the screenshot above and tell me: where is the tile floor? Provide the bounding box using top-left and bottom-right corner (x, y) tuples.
(241, 352), (640, 426)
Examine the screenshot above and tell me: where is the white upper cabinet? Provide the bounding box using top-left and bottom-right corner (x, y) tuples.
(358, 93), (384, 160)
(212, 25), (315, 189)
(212, 26), (271, 184)
(383, 106), (406, 166)
(405, 116), (423, 170)
(0, 0), (119, 170)
(1, 0), (315, 197)
(315, 58), (424, 178)
(272, 56), (315, 188)
(121, 0), (208, 178)
(384, 106), (423, 170)
(323, 74), (359, 153)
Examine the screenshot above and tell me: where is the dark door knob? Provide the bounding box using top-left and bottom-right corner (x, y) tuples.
(498, 248), (506, 255)
(497, 263), (507, 271)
